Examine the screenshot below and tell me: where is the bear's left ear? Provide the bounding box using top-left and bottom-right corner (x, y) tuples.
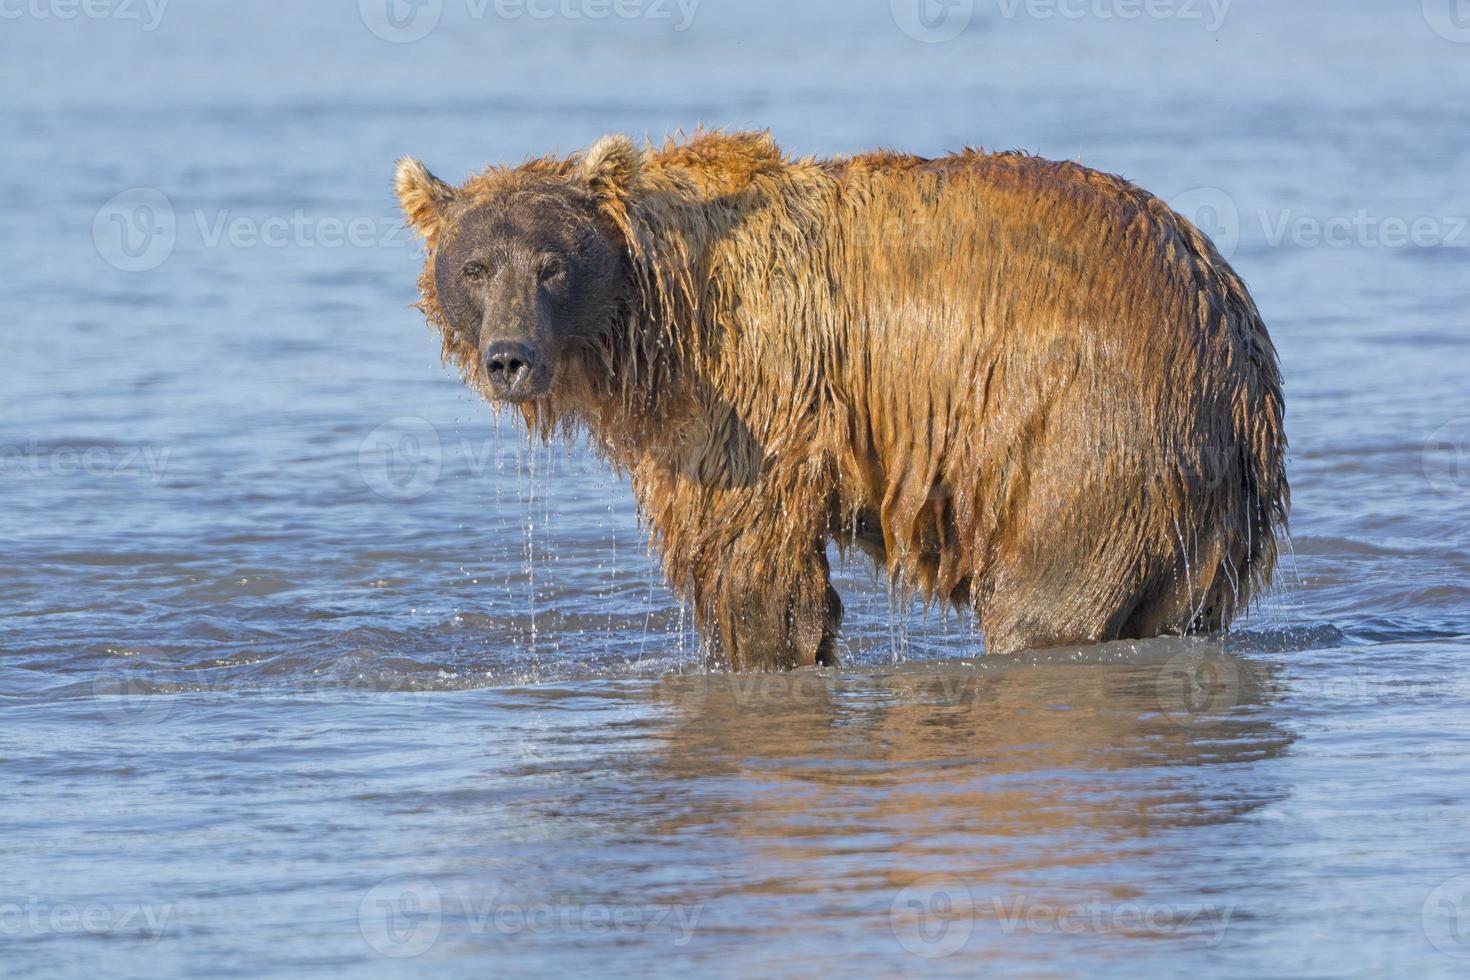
(578, 134), (642, 202)
(395, 157), (457, 245)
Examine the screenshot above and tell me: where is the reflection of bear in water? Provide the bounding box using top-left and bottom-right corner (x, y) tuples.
(397, 131), (1288, 670)
(647, 647), (1289, 938)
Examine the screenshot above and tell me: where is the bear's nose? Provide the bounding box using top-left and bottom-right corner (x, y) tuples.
(484, 341), (537, 392)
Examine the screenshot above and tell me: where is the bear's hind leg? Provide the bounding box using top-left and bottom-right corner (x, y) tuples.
(975, 556), (1138, 656)
(979, 544), (1238, 654)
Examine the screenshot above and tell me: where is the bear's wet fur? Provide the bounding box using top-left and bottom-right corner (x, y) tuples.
(396, 131), (1288, 670)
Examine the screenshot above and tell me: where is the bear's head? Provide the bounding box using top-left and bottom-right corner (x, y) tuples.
(395, 135), (641, 404)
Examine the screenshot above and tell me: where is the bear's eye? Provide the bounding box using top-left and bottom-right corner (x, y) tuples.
(537, 255), (565, 285)
(462, 262), (488, 283)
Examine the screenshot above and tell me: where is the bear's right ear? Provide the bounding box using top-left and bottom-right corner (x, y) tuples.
(395, 157), (456, 245)
(578, 134), (642, 203)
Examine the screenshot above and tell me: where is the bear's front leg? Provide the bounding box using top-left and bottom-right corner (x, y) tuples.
(691, 531), (843, 672)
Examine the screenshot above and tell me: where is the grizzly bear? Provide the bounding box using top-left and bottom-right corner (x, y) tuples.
(395, 131), (1288, 671)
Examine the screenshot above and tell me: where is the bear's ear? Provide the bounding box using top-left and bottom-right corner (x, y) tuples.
(395, 157), (456, 244)
(578, 134), (642, 202)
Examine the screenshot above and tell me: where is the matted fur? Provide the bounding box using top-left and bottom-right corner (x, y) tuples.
(398, 131), (1289, 670)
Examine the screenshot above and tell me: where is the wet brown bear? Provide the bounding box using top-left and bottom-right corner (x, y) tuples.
(395, 131), (1288, 670)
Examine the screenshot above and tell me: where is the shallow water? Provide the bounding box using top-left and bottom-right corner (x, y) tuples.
(3, 1), (1470, 975)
